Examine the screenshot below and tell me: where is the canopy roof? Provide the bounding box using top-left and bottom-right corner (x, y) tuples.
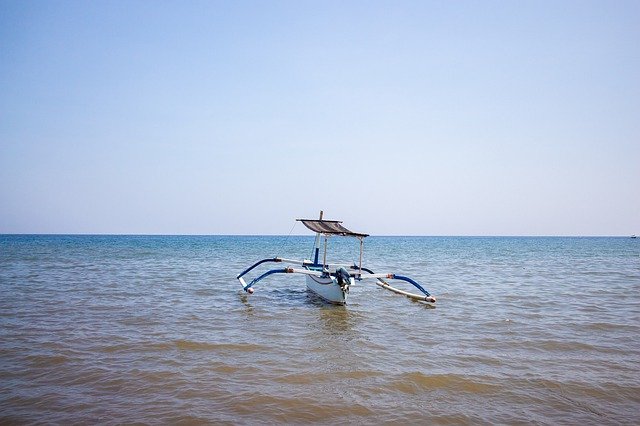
(297, 219), (369, 238)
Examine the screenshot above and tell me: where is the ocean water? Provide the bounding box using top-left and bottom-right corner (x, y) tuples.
(1, 234), (639, 424)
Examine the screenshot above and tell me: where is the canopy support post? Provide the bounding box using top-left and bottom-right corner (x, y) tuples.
(358, 237), (363, 276)
(312, 210), (323, 265)
(323, 236), (328, 271)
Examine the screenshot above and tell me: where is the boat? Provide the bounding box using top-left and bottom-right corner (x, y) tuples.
(237, 212), (436, 305)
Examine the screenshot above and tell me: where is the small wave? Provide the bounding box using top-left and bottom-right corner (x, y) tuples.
(175, 340), (265, 352)
(527, 378), (610, 418)
(100, 343), (135, 353)
(141, 340), (267, 352)
(275, 370), (383, 384)
(226, 393), (374, 421)
(586, 321), (637, 332)
(388, 372), (500, 394)
(534, 339), (598, 352)
(25, 353), (70, 367)
(212, 364), (243, 374)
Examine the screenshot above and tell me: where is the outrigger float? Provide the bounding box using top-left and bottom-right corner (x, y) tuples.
(237, 212), (436, 305)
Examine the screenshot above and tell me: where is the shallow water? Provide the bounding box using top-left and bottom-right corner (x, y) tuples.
(1, 235), (639, 424)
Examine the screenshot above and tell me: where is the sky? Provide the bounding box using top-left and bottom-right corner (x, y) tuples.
(1, 0), (638, 236)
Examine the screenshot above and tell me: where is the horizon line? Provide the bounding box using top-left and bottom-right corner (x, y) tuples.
(0, 233), (636, 238)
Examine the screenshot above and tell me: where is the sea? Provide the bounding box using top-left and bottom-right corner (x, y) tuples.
(1, 234), (639, 425)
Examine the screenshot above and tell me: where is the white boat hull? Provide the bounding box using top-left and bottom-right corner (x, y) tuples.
(305, 274), (352, 305)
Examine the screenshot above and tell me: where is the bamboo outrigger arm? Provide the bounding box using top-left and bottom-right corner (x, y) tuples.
(236, 256), (330, 293)
(351, 266), (436, 303)
(237, 257), (282, 292)
(238, 265), (340, 293)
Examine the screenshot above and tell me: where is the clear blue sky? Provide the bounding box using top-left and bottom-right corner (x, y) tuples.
(1, 0), (638, 235)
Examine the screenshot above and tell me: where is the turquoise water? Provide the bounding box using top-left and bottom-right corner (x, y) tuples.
(1, 235), (639, 424)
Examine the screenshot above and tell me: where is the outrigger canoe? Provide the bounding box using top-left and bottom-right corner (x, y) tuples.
(237, 212), (436, 305)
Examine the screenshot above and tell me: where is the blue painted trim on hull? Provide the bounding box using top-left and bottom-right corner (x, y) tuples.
(307, 274), (335, 285)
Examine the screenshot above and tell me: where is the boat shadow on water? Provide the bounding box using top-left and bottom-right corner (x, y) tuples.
(238, 285), (347, 308)
(304, 288), (346, 307)
(236, 284), (321, 308)
(314, 304), (358, 335)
